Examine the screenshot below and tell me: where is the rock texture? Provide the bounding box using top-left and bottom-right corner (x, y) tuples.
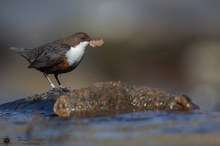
(0, 81), (199, 118)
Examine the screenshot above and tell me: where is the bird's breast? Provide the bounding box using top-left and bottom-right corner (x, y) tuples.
(65, 42), (88, 66)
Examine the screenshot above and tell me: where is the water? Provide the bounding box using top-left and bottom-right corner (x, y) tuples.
(0, 111), (220, 146)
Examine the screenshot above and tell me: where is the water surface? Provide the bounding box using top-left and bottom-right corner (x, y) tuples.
(0, 111), (220, 146)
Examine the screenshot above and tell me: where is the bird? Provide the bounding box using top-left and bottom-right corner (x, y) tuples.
(11, 32), (104, 89)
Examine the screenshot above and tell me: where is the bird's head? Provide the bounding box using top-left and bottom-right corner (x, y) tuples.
(65, 32), (104, 48)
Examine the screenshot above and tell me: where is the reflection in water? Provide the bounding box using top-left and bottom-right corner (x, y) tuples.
(0, 111), (220, 146)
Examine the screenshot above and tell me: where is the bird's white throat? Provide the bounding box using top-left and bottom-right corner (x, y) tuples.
(66, 41), (89, 65)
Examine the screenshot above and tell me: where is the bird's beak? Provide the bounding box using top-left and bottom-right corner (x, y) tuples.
(89, 39), (104, 48)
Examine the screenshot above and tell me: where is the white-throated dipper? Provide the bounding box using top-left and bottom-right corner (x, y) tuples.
(11, 32), (104, 89)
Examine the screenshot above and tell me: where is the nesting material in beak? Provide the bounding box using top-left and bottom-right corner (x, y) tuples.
(89, 39), (104, 48)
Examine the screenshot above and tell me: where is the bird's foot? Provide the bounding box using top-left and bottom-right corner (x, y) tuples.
(59, 85), (71, 92)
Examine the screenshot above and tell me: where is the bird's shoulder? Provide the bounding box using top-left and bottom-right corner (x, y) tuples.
(36, 41), (71, 54)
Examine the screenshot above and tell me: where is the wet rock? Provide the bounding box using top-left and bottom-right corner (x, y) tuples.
(53, 81), (199, 118)
(166, 95), (199, 111)
(0, 88), (70, 116)
(0, 81), (199, 118)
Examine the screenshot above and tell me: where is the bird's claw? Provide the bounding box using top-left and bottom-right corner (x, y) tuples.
(59, 86), (71, 92)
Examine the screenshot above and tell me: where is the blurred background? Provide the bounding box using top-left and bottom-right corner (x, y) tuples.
(1, 0), (220, 112)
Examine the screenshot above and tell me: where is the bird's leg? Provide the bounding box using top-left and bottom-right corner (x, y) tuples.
(43, 73), (56, 89)
(54, 74), (63, 88)
(54, 74), (70, 92)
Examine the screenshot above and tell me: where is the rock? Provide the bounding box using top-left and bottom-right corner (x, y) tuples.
(0, 88), (70, 116)
(0, 81), (199, 118)
(53, 81), (199, 118)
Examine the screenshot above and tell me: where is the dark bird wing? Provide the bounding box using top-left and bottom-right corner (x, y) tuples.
(28, 43), (70, 69)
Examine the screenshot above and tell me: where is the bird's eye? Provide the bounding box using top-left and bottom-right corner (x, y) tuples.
(80, 35), (85, 39)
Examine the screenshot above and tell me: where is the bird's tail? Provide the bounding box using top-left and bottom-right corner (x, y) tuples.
(10, 47), (31, 63)
(10, 47), (25, 52)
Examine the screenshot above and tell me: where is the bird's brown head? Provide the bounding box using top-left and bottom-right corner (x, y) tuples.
(64, 32), (104, 48)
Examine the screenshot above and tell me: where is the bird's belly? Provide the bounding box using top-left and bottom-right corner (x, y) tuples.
(38, 59), (80, 74)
